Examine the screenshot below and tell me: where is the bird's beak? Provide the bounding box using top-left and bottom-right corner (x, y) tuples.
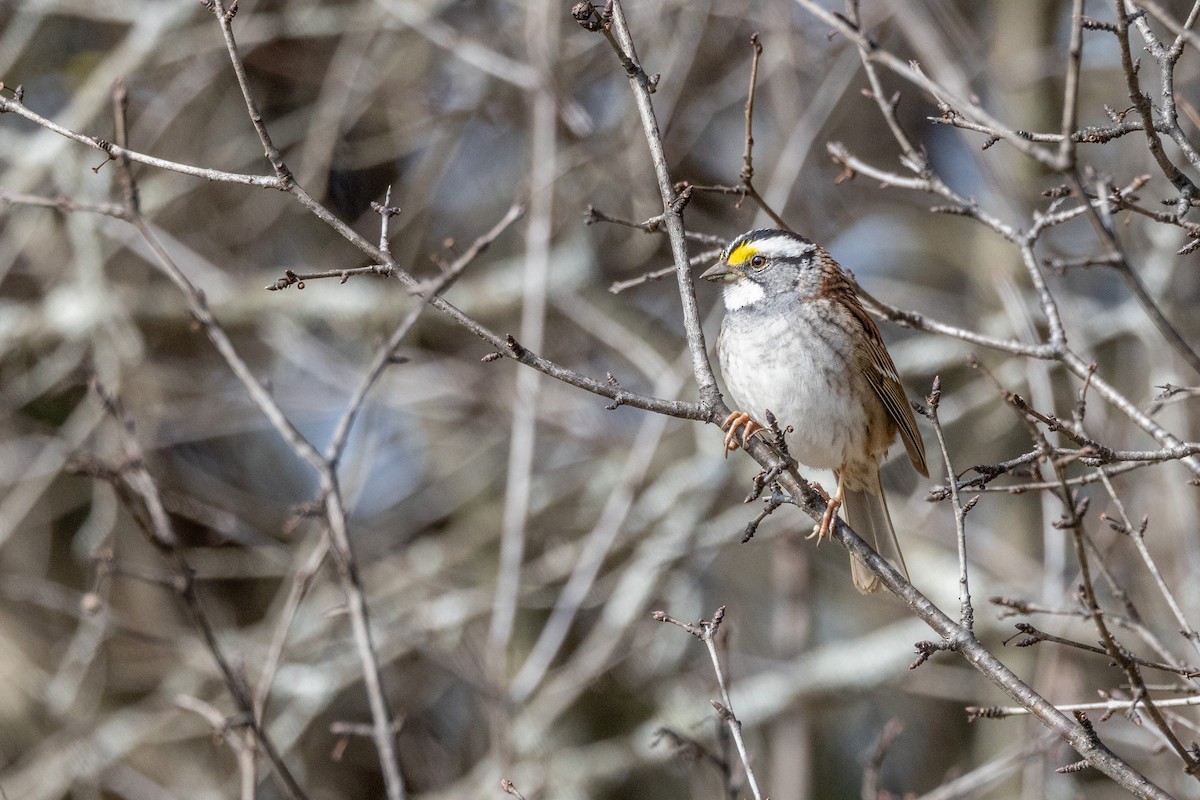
(700, 261), (734, 282)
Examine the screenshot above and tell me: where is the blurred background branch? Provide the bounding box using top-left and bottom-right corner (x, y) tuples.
(4, 0), (1200, 798)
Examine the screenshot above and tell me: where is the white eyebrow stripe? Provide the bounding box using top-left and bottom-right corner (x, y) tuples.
(753, 235), (811, 260)
(736, 234), (815, 260)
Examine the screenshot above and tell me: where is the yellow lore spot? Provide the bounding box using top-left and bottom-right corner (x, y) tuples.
(725, 242), (758, 266)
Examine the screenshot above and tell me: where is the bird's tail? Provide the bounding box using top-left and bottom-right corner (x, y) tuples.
(843, 466), (909, 594)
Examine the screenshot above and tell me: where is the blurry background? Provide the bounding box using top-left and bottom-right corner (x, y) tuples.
(3, 0), (1200, 798)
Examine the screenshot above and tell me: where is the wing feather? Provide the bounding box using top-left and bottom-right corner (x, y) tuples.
(823, 263), (929, 477)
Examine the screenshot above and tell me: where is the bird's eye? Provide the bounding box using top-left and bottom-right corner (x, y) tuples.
(749, 254), (767, 269)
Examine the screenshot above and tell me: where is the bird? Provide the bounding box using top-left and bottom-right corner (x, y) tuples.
(701, 228), (928, 593)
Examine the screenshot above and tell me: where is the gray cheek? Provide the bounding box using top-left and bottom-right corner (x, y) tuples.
(789, 270), (821, 299)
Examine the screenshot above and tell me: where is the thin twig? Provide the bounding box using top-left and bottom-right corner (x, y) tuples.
(925, 377), (974, 632)
(736, 33), (789, 230)
(202, 4), (408, 794)
(654, 608), (767, 800)
(81, 382), (308, 800)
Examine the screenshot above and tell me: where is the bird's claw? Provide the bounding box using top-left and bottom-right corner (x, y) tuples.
(806, 477), (843, 545)
(720, 411), (765, 457)
(807, 495), (842, 544)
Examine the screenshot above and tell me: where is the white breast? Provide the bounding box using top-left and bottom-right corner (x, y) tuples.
(718, 305), (874, 471)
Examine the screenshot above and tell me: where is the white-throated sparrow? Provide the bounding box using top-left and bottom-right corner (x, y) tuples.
(702, 229), (928, 593)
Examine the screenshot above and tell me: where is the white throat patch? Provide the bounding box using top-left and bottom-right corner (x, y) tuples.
(723, 278), (765, 310)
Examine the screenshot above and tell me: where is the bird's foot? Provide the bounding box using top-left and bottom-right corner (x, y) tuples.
(806, 475), (844, 545)
(807, 494), (841, 545)
(720, 411), (765, 457)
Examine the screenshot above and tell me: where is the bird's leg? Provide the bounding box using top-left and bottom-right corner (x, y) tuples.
(720, 411), (764, 457)
(808, 468), (845, 544)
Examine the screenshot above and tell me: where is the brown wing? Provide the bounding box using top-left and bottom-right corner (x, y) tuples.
(822, 259), (929, 477)
(861, 317), (929, 477)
